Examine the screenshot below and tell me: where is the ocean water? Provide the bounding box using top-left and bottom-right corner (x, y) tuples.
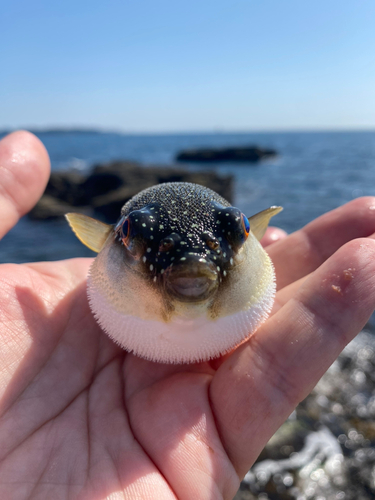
(0, 130), (375, 263)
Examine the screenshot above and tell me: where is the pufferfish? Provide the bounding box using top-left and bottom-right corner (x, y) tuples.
(66, 182), (282, 364)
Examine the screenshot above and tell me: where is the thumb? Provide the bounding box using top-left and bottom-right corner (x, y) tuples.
(0, 131), (50, 239)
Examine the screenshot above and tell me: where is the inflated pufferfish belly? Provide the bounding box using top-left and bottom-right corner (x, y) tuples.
(66, 182), (282, 364)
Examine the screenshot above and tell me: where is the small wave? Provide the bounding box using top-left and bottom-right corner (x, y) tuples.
(53, 157), (90, 172)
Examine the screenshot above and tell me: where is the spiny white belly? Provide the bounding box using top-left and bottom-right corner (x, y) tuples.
(88, 267), (275, 364)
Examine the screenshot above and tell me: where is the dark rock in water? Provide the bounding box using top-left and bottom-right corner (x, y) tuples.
(30, 161), (233, 222)
(176, 146), (276, 163)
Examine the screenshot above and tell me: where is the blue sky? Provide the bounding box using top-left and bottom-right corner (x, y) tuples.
(2, 0), (375, 132)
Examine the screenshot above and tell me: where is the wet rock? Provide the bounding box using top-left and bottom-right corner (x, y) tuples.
(30, 161), (233, 222)
(28, 195), (88, 220)
(176, 146), (276, 163)
(236, 330), (375, 500)
(43, 170), (87, 206)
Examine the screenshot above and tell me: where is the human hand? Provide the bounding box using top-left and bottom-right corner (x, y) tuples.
(1, 131), (375, 500)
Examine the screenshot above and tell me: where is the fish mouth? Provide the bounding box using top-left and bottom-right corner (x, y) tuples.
(164, 258), (218, 303)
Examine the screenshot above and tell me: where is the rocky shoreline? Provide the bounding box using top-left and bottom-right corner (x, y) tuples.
(235, 329), (375, 500)
(30, 160), (233, 222)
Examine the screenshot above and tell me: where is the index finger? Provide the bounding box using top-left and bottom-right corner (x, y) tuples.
(267, 197), (375, 289)
(0, 131), (50, 239)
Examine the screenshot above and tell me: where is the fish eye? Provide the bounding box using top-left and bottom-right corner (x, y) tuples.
(241, 214), (250, 239)
(118, 217), (131, 246)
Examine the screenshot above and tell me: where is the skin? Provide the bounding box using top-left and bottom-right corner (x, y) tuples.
(1, 131), (375, 500)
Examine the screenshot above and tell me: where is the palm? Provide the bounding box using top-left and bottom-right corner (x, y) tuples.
(0, 258), (238, 498)
(1, 132), (375, 500)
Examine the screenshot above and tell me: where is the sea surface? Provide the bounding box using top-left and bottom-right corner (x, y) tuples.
(0, 130), (375, 263)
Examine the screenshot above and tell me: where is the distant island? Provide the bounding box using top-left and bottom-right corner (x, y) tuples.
(0, 128), (114, 136)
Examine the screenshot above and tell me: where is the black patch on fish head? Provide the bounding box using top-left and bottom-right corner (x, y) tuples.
(115, 183), (250, 302)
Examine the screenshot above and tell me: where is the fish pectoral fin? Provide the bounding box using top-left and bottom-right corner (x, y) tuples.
(248, 206), (283, 241)
(65, 213), (113, 253)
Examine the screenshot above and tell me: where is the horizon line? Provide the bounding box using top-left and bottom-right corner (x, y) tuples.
(1, 126), (375, 136)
